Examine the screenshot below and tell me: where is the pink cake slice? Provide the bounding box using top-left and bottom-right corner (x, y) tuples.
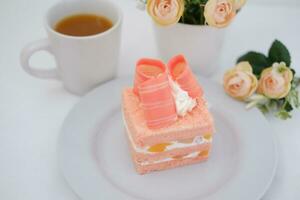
(122, 88), (214, 174)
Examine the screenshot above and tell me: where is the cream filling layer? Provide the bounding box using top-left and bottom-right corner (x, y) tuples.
(139, 151), (203, 166)
(122, 114), (212, 154)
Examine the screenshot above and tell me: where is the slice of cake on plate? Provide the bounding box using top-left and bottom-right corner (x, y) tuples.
(122, 55), (214, 174)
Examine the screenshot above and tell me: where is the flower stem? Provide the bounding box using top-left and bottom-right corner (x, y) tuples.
(199, 4), (205, 25)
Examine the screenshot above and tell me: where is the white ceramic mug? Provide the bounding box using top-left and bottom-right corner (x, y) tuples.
(20, 0), (122, 95)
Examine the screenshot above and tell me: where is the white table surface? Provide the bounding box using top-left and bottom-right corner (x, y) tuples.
(1, 0), (300, 200)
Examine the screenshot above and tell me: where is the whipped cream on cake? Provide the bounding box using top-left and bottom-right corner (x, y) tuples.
(139, 151), (205, 166)
(169, 79), (197, 117)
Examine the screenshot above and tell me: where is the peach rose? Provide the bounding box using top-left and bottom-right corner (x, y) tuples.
(234, 0), (246, 10)
(204, 0), (236, 28)
(223, 62), (258, 100)
(257, 62), (293, 99)
(147, 0), (184, 26)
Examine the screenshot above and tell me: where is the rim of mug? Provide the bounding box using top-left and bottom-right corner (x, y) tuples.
(45, 0), (123, 40)
(152, 21), (228, 31)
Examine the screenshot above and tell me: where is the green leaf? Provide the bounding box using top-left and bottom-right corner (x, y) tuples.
(292, 77), (300, 88)
(257, 105), (269, 114)
(268, 40), (291, 67)
(286, 89), (300, 108)
(237, 51), (271, 76)
(267, 99), (279, 111)
(179, 0), (207, 25)
(276, 110), (292, 120)
(284, 101), (293, 112)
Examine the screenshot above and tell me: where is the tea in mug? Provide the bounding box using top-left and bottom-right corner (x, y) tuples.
(55, 14), (113, 36)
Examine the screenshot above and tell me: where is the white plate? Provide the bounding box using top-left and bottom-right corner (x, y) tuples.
(58, 77), (277, 200)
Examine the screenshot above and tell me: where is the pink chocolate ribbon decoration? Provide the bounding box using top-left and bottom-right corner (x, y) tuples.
(168, 54), (203, 98)
(133, 58), (177, 129)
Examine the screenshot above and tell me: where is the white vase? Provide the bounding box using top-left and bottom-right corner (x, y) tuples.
(153, 23), (226, 76)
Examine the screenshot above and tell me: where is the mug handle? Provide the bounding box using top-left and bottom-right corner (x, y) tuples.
(20, 38), (60, 79)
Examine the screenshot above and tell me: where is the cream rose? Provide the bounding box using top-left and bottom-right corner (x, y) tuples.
(147, 0), (184, 26)
(234, 0), (246, 10)
(223, 62), (258, 100)
(204, 0), (236, 28)
(257, 62), (293, 99)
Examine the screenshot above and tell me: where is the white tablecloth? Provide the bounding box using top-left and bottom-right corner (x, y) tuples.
(1, 0), (300, 199)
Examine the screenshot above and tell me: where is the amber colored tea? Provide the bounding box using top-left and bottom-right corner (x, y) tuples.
(55, 14), (113, 36)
